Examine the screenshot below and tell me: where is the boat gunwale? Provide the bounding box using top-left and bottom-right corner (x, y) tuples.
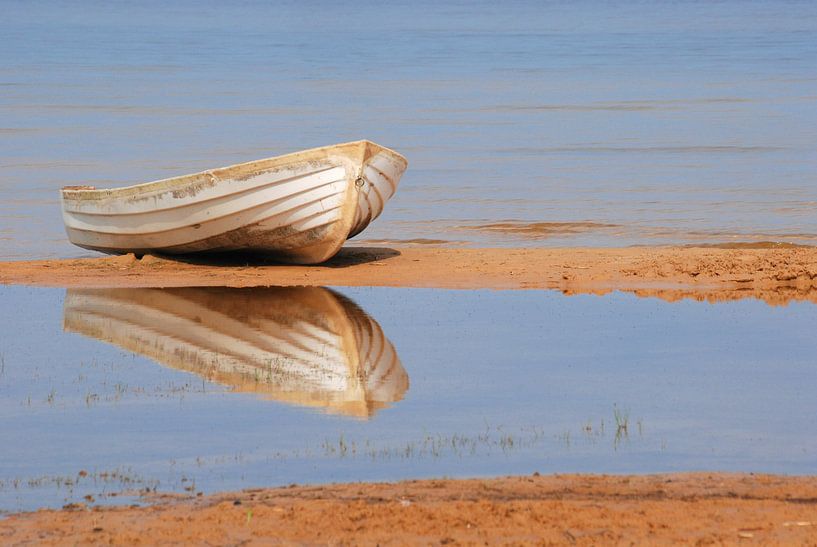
(60, 140), (408, 202)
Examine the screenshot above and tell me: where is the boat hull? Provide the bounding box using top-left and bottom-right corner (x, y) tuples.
(61, 140), (407, 264)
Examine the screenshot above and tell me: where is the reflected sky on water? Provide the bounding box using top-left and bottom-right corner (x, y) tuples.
(0, 284), (815, 511)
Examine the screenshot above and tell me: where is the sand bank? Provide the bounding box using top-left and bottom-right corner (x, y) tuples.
(2, 473), (816, 544)
(1, 246), (815, 304)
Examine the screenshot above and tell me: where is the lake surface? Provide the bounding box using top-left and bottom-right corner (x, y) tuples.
(1, 0), (816, 259)
(0, 285), (815, 512)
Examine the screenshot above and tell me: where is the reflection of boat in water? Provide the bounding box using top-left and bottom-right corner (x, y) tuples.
(63, 286), (407, 418)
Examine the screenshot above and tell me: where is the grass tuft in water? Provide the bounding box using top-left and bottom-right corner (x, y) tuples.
(613, 404), (630, 434)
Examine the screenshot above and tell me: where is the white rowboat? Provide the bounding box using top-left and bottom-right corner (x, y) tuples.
(64, 286), (408, 418)
(61, 140), (407, 264)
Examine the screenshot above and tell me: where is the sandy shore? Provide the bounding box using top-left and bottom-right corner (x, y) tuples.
(2, 246), (816, 543)
(2, 473), (816, 544)
(1, 246), (816, 305)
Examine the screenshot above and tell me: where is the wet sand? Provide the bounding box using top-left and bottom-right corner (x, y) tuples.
(2, 245), (817, 542)
(1, 246), (815, 308)
(2, 473), (817, 544)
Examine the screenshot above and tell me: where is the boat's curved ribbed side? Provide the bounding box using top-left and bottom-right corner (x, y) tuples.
(62, 286), (408, 418)
(63, 160), (355, 263)
(348, 149), (407, 238)
(61, 140), (408, 264)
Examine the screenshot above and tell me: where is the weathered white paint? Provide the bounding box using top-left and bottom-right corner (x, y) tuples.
(61, 140), (407, 264)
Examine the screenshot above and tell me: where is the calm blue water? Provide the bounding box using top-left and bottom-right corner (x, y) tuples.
(0, 285), (815, 512)
(1, 1), (816, 259)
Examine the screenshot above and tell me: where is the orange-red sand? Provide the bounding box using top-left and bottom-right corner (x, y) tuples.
(1, 246), (816, 304)
(2, 245), (817, 543)
(2, 474), (817, 545)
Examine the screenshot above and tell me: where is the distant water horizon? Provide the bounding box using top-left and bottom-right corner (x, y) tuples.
(1, 0), (815, 259)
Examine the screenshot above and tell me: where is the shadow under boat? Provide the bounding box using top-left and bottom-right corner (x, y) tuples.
(63, 286), (408, 418)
